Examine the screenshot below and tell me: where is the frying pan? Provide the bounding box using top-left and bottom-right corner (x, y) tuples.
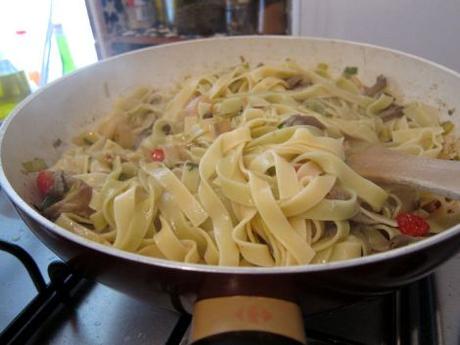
(1, 37), (459, 344)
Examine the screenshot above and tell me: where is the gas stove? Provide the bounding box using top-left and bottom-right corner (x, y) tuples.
(0, 190), (458, 345)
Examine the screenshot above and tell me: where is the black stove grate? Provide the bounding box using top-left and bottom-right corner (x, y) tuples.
(0, 240), (90, 345)
(0, 239), (440, 345)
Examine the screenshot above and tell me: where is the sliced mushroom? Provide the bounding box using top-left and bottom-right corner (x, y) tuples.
(389, 234), (421, 249)
(421, 199), (442, 213)
(52, 171), (68, 198)
(280, 114), (326, 130)
(378, 104), (404, 122)
(366, 232), (421, 253)
(326, 186), (349, 200)
(42, 170), (72, 201)
(134, 125), (154, 149)
(286, 76), (311, 90)
(162, 144), (189, 167)
(364, 75), (387, 97)
(43, 179), (93, 220)
(213, 119), (232, 135)
(350, 212), (376, 225)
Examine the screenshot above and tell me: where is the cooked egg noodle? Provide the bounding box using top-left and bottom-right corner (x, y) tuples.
(50, 61), (456, 266)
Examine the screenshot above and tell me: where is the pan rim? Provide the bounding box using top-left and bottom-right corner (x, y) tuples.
(1, 35), (459, 275)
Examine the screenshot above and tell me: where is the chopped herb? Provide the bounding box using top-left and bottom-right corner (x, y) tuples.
(185, 162), (198, 171)
(153, 217), (162, 231)
(118, 173), (130, 181)
(83, 138), (93, 145)
(162, 124), (172, 135)
(277, 123), (285, 129)
(448, 107), (455, 116)
(40, 194), (60, 210)
(343, 66), (358, 77)
(239, 56), (246, 63)
(22, 158), (47, 173)
(52, 138), (62, 148)
(266, 166), (276, 176)
(441, 121), (454, 135)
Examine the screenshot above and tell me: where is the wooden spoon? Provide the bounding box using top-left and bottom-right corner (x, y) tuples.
(347, 145), (460, 199)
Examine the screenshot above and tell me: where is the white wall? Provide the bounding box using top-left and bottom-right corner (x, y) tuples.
(294, 0), (460, 72)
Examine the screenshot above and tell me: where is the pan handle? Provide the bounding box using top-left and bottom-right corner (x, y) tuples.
(189, 296), (306, 345)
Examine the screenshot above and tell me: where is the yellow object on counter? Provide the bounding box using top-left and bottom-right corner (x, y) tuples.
(0, 70), (30, 120)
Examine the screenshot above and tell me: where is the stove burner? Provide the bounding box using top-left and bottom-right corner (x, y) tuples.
(0, 240), (89, 345)
(0, 237), (442, 345)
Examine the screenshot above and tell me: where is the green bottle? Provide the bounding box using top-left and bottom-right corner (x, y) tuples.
(54, 24), (76, 75)
(0, 51), (31, 120)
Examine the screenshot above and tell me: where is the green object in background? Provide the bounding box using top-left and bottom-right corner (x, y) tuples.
(0, 57), (31, 120)
(54, 24), (76, 75)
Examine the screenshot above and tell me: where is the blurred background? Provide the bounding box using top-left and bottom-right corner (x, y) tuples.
(1, 0), (459, 118)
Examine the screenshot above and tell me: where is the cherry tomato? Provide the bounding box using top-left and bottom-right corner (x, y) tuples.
(396, 213), (430, 237)
(151, 148), (165, 162)
(36, 170), (55, 196)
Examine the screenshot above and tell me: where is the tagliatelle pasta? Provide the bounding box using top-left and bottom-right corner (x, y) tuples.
(32, 60), (460, 267)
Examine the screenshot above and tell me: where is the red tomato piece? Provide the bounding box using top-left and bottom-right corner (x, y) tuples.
(36, 170), (55, 196)
(396, 213), (430, 237)
(151, 148), (165, 162)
